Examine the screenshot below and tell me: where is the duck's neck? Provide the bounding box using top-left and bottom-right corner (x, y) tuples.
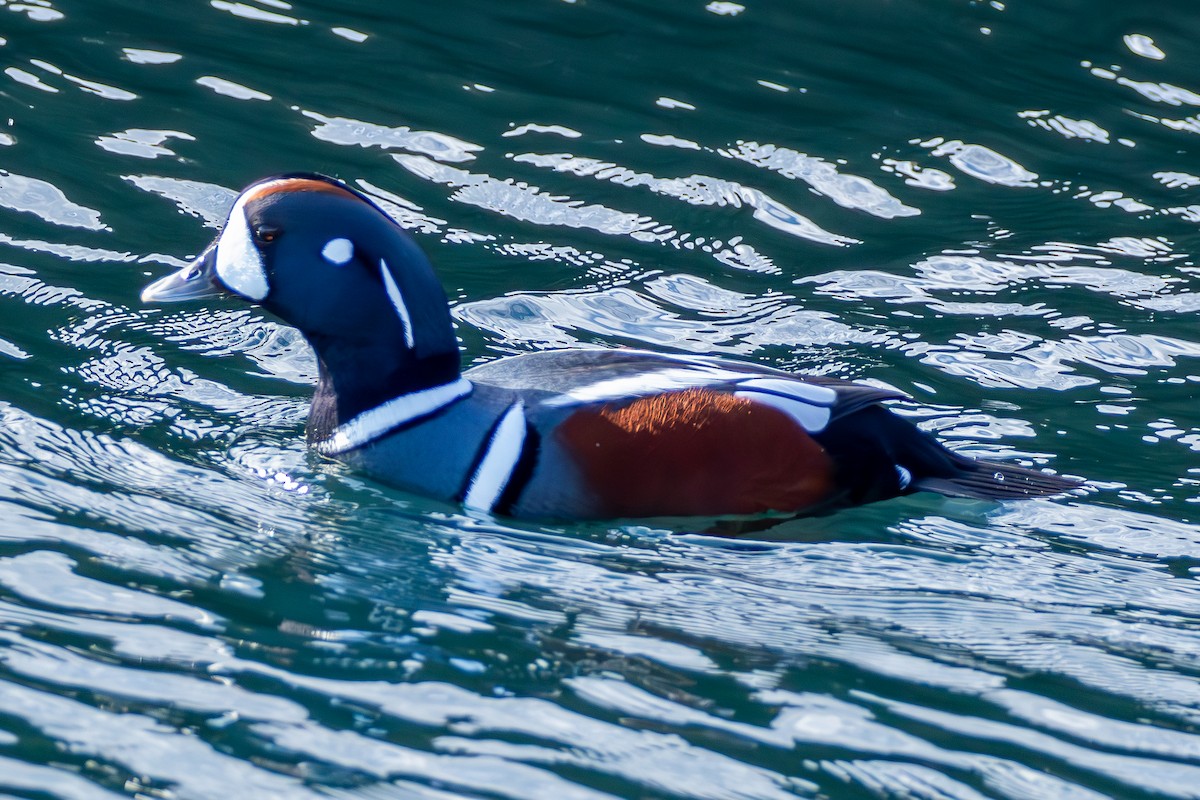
(306, 336), (462, 446)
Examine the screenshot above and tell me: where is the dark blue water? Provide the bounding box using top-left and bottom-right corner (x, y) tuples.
(2, 1), (1200, 797)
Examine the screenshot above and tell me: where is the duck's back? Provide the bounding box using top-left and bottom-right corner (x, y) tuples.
(452, 349), (1075, 520)
(138, 173), (1077, 522)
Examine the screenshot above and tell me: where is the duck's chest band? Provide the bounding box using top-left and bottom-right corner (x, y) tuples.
(315, 378), (474, 455)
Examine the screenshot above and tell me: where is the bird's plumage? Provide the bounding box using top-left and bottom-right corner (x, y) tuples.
(142, 174), (1080, 521)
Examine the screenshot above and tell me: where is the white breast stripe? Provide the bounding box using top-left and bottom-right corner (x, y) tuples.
(463, 401), (527, 512)
(316, 377), (473, 455)
(735, 377), (837, 406)
(380, 259), (416, 349)
(735, 390), (831, 433)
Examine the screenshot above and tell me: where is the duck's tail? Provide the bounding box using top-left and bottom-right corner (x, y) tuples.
(816, 405), (1081, 505)
(912, 453), (1080, 500)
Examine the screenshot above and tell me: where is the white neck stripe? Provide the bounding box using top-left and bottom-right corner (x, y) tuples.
(380, 259), (416, 349)
(315, 377), (473, 455)
(463, 401), (527, 512)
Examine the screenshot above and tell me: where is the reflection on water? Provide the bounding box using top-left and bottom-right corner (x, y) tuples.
(0, 172), (108, 230)
(0, 0), (1199, 798)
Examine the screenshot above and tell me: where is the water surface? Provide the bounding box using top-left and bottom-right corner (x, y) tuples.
(1, 1), (1200, 798)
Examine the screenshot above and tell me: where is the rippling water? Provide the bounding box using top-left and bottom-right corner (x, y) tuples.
(2, 1), (1200, 798)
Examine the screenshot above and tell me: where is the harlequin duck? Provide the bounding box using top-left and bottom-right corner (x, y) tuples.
(141, 174), (1079, 519)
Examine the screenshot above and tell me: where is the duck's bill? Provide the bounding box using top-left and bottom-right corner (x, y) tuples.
(141, 243), (226, 303)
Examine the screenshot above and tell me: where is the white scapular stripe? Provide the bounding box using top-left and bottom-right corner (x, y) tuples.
(463, 401), (527, 512)
(315, 377), (473, 455)
(735, 390), (831, 433)
(896, 465), (912, 489)
(543, 365), (842, 411)
(544, 366), (749, 407)
(322, 237), (354, 265)
(215, 179), (289, 300)
(735, 377), (837, 406)
(380, 259), (416, 348)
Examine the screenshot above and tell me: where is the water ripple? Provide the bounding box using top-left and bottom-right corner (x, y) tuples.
(0, 171), (108, 230)
(240, 666), (805, 800)
(398, 154), (779, 273)
(0, 679), (328, 798)
(458, 285), (886, 355)
(921, 139), (1040, 188)
(97, 129), (196, 160)
(196, 75), (272, 102)
(513, 151), (858, 246)
(2, 2), (1199, 797)
(126, 175), (238, 228)
(305, 110), (483, 163)
(722, 141), (920, 218)
(143, 308), (316, 384)
(210, 0), (305, 27)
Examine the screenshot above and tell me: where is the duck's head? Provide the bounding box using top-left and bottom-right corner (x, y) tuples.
(142, 174), (460, 395)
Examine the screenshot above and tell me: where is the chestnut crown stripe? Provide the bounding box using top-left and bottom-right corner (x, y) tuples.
(215, 177), (366, 302)
(245, 177), (361, 203)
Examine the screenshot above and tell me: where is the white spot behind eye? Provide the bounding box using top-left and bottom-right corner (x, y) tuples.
(322, 237), (354, 265)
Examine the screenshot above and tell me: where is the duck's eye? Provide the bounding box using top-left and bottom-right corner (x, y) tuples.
(253, 225), (280, 244)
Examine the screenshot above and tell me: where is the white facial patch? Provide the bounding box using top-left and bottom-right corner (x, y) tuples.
(322, 237), (354, 265)
(214, 180), (289, 301)
(379, 258), (416, 349)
